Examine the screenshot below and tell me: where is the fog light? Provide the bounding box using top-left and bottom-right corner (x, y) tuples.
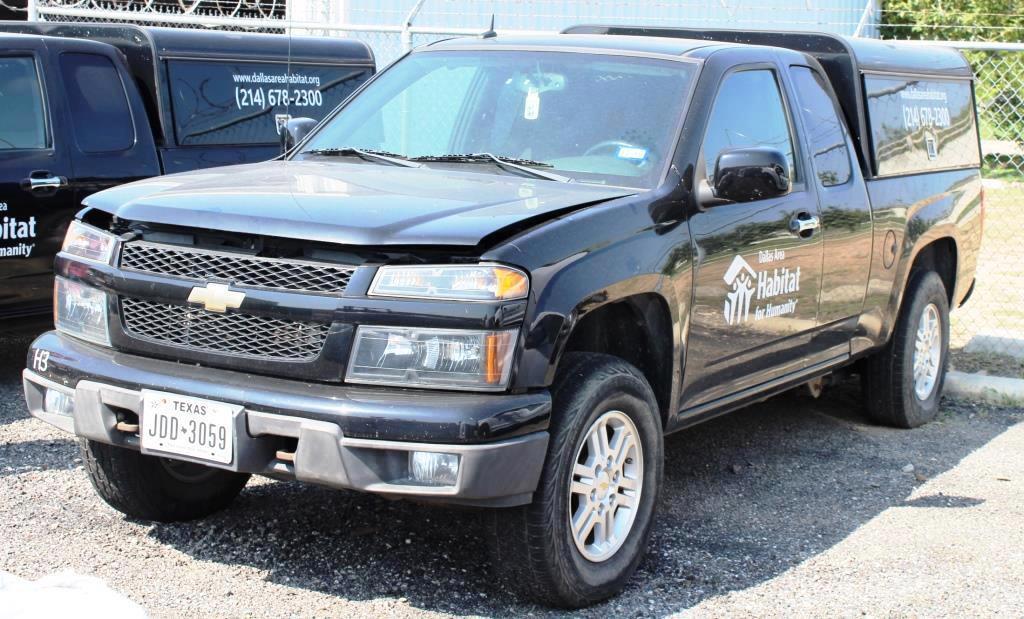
(409, 451), (459, 486)
(44, 388), (74, 416)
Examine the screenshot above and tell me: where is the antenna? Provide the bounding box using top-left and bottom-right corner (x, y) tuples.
(482, 14), (497, 39)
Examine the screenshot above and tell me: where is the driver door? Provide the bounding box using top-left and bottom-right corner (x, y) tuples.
(0, 44), (74, 320)
(680, 66), (825, 409)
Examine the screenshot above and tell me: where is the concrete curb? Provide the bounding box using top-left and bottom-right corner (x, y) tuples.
(944, 370), (1024, 405)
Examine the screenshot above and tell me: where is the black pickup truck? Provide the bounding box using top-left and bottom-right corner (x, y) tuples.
(0, 22), (373, 323)
(22, 27), (982, 607)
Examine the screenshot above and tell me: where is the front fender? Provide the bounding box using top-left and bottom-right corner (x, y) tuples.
(484, 195), (692, 394)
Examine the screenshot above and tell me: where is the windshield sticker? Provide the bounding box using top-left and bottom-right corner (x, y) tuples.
(0, 215), (37, 258)
(723, 252), (800, 325)
(616, 146), (647, 161)
(524, 87), (540, 120)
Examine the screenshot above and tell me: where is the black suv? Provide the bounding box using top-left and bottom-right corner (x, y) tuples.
(23, 28), (982, 607)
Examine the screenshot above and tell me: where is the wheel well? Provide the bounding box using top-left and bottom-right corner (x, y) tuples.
(562, 294), (673, 420)
(910, 238), (957, 305)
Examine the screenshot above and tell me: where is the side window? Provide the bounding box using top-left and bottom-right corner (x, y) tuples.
(864, 75), (980, 176)
(703, 69), (797, 183)
(0, 56), (48, 150)
(790, 66), (852, 187)
(59, 53), (134, 153)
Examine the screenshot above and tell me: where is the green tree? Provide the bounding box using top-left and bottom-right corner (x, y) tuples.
(881, 0), (1024, 157)
(880, 0), (1024, 42)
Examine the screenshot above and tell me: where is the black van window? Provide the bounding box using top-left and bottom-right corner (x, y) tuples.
(167, 60), (372, 146)
(864, 75), (980, 176)
(703, 69), (797, 183)
(0, 57), (47, 150)
(790, 66), (852, 187)
(60, 53), (135, 153)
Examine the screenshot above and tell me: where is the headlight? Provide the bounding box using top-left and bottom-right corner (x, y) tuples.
(61, 220), (117, 264)
(369, 264), (528, 301)
(346, 326), (517, 391)
(54, 276), (110, 347)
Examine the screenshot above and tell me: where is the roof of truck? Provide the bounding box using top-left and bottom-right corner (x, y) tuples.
(426, 33), (727, 58)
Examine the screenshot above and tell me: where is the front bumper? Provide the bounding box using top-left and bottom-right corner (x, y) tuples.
(23, 332), (551, 507)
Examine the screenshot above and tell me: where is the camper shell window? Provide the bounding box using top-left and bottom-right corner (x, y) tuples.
(864, 75), (980, 177)
(167, 60), (371, 146)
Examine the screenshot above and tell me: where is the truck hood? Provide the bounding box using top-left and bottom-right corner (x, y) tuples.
(84, 160), (636, 247)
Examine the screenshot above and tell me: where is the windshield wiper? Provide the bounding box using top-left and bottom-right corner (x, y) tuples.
(411, 152), (573, 182)
(300, 147), (422, 168)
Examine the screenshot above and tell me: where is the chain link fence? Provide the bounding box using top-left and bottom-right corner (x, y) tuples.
(20, 0), (1024, 364)
(949, 48), (1024, 363)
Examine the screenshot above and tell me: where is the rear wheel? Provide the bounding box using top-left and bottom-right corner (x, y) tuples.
(80, 440), (250, 522)
(863, 270), (950, 428)
(489, 353), (663, 608)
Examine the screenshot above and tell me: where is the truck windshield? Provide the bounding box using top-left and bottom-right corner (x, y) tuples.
(299, 50), (696, 189)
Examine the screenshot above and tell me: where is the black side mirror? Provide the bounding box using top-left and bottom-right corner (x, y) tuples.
(280, 117), (318, 153)
(709, 147), (791, 204)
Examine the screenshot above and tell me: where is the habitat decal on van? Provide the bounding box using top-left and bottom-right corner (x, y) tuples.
(0, 213), (36, 258)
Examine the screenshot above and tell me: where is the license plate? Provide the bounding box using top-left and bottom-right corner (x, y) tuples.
(140, 390), (239, 465)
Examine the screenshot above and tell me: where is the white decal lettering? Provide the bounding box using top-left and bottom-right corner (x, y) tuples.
(723, 254), (802, 325)
(33, 349), (49, 373)
(0, 216), (38, 258)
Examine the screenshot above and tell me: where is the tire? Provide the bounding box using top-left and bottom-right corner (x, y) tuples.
(489, 353), (663, 608)
(80, 440), (250, 522)
(863, 270), (950, 428)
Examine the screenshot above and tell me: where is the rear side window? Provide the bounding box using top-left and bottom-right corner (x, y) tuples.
(703, 69), (797, 183)
(790, 66), (852, 187)
(167, 60), (372, 146)
(60, 53), (135, 153)
(0, 56), (48, 150)
(864, 75), (980, 176)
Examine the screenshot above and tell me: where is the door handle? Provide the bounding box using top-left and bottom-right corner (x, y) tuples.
(23, 172), (67, 192)
(789, 212), (820, 238)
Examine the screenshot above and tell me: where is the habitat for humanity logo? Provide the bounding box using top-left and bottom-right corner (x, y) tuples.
(723, 251), (801, 325)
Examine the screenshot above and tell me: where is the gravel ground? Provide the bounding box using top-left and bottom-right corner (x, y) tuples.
(2, 330), (1023, 617)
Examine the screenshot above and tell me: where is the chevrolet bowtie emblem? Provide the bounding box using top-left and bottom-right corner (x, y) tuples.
(187, 283), (245, 313)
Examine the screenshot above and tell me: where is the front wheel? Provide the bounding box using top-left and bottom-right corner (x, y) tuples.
(489, 353), (663, 608)
(863, 270), (950, 428)
(80, 440), (250, 522)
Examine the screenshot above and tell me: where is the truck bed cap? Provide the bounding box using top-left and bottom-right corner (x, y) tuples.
(0, 21), (373, 65)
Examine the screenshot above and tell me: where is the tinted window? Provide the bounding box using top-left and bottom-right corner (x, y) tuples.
(60, 53), (134, 153)
(167, 60), (372, 146)
(703, 70), (797, 182)
(791, 66), (852, 187)
(865, 75), (980, 176)
(0, 57), (47, 150)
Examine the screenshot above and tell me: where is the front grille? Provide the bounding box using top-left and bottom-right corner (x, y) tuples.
(120, 242), (354, 294)
(121, 297), (328, 360)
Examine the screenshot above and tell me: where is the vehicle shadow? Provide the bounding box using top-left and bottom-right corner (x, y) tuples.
(144, 381), (1023, 616)
(0, 437), (78, 478)
(0, 332), (38, 429)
